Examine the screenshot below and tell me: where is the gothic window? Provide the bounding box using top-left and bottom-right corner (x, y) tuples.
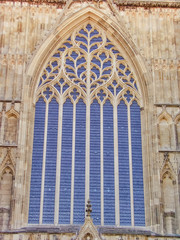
(29, 23), (145, 227)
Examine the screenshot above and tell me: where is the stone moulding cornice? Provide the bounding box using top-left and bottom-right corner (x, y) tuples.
(1, 0), (180, 8)
(113, 0), (180, 9)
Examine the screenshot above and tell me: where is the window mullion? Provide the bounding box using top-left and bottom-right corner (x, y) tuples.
(70, 102), (76, 224)
(100, 103), (104, 226)
(85, 101), (90, 203)
(113, 100), (120, 226)
(40, 101), (49, 224)
(128, 103), (134, 226)
(54, 100), (63, 225)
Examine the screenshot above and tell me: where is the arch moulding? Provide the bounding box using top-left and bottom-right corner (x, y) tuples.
(26, 6), (150, 107)
(21, 5), (152, 229)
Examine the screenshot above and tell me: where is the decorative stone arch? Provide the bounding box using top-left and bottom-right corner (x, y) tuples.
(157, 110), (173, 149)
(76, 217), (102, 240)
(0, 148), (15, 230)
(21, 5), (152, 228)
(4, 107), (19, 145)
(157, 110), (173, 124)
(0, 148), (15, 178)
(160, 154), (176, 234)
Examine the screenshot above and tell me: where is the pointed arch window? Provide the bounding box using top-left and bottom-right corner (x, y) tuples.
(29, 23), (145, 227)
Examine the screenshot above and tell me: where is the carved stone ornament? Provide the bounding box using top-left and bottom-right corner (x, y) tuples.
(0, 148), (15, 177)
(160, 152), (176, 184)
(75, 216), (102, 240)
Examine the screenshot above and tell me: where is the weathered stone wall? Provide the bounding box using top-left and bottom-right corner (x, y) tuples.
(0, 0), (180, 237)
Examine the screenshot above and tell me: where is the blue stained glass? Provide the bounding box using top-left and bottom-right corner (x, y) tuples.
(59, 98), (73, 224)
(91, 66), (100, 79)
(42, 74), (46, 80)
(29, 97), (46, 224)
(62, 84), (69, 93)
(112, 49), (119, 54)
(59, 78), (64, 84)
(73, 99), (86, 224)
(38, 79), (42, 87)
(131, 101), (145, 226)
(59, 47), (65, 51)
(77, 57), (86, 66)
(118, 101), (131, 226)
(46, 66), (51, 73)
(90, 29), (99, 37)
(66, 67), (75, 75)
(71, 88), (79, 100)
(134, 83), (138, 90)
(52, 61), (58, 67)
(90, 37), (102, 45)
(119, 64), (125, 70)
(64, 42), (72, 48)
(71, 51), (78, 60)
(125, 69), (131, 76)
(79, 29), (88, 37)
(117, 55), (124, 60)
(53, 69), (58, 74)
(66, 59), (74, 67)
(90, 100), (101, 225)
(75, 36), (88, 45)
(102, 69), (111, 75)
(99, 53), (106, 61)
(92, 57), (101, 67)
(124, 91), (133, 103)
(98, 90), (106, 102)
(53, 52), (60, 58)
(105, 44), (114, 50)
(103, 100), (115, 226)
(108, 85), (114, 94)
(54, 83), (61, 93)
(77, 66), (86, 78)
(86, 24), (92, 31)
(90, 44), (98, 52)
(43, 87), (52, 100)
(43, 98), (59, 223)
(116, 85), (122, 95)
(103, 60), (111, 69)
(80, 44), (88, 52)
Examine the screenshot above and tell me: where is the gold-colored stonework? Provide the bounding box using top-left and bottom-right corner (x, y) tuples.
(0, 0), (180, 239)
(1, 0), (180, 8)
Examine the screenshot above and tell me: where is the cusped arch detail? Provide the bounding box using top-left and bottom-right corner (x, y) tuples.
(5, 107), (19, 119)
(157, 111), (173, 124)
(160, 160), (176, 184)
(0, 148), (15, 178)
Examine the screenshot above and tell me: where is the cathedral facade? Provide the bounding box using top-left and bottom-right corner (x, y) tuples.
(0, 0), (180, 240)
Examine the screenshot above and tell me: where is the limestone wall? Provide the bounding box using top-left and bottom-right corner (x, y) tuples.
(0, 0), (179, 236)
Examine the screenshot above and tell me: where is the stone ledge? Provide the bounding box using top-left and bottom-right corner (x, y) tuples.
(0, 226), (168, 236)
(1, 0), (180, 8)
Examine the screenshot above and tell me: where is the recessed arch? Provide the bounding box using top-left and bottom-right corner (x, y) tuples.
(24, 6), (151, 228)
(157, 111), (173, 124)
(26, 6), (150, 108)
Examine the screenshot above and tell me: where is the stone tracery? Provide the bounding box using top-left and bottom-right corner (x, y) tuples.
(29, 22), (145, 227)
